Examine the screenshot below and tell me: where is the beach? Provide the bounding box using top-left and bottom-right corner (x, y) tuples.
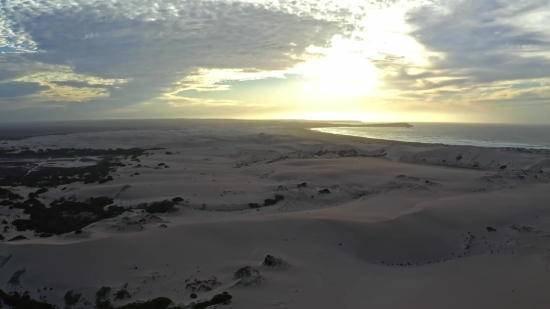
(1, 120), (550, 309)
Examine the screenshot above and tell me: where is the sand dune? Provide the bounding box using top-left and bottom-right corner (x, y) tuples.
(1, 121), (550, 308)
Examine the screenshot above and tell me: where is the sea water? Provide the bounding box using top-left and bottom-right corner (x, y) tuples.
(312, 123), (550, 149)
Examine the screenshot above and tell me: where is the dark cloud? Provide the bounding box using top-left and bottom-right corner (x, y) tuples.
(386, 0), (550, 91)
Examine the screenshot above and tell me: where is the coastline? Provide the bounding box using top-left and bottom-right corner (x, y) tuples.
(307, 126), (550, 154)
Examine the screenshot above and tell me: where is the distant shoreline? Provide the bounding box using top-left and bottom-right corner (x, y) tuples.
(306, 127), (550, 155)
(0, 119), (413, 140)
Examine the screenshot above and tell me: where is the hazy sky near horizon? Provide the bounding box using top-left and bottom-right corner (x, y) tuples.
(1, 0), (550, 123)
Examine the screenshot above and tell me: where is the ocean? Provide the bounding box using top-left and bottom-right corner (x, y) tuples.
(312, 123), (550, 149)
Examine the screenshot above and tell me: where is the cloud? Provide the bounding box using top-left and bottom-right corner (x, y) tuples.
(0, 81), (49, 98)
(0, 0), (361, 120)
(2, 0), (549, 122)
(382, 0), (550, 89)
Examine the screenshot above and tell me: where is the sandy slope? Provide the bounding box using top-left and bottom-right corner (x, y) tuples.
(1, 122), (550, 308)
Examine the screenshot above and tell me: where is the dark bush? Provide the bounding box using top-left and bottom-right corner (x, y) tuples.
(0, 148), (153, 188)
(190, 293), (197, 299)
(318, 189), (331, 194)
(12, 196), (125, 235)
(118, 297), (172, 309)
(0, 188), (23, 200)
(64, 291), (82, 307)
(146, 200), (175, 213)
(262, 255), (287, 268)
(500, 165), (507, 170)
(248, 203), (260, 209)
(75, 229), (83, 235)
(297, 183), (307, 188)
(456, 154), (463, 161)
(95, 300), (114, 309)
(193, 292), (232, 309)
(0, 289), (55, 309)
(38, 233), (53, 238)
(171, 197), (184, 203)
(114, 289), (131, 300)
(264, 194), (285, 206)
(8, 235), (27, 242)
(35, 188), (49, 195)
(95, 287), (111, 302)
(28, 192), (38, 199)
(0, 200), (13, 206)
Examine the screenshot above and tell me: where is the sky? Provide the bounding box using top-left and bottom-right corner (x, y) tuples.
(1, 0), (550, 124)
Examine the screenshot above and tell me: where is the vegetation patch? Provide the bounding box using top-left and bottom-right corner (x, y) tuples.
(0, 187), (24, 200)
(263, 194), (284, 206)
(0, 289), (55, 309)
(318, 188), (331, 194)
(262, 255), (288, 269)
(12, 196), (126, 235)
(114, 289), (131, 300)
(0, 148), (160, 188)
(35, 188), (49, 195)
(0, 200), (14, 206)
(146, 200), (175, 213)
(64, 290), (82, 308)
(234, 266), (262, 287)
(185, 276), (221, 292)
(8, 235), (28, 242)
(118, 297), (173, 309)
(192, 292), (232, 309)
(8, 269), (25, 287)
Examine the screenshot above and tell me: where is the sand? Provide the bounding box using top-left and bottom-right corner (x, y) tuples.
(1, 120), (550, 309)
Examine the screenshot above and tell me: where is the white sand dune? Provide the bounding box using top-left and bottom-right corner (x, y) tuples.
(1, 121), (550, 308)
